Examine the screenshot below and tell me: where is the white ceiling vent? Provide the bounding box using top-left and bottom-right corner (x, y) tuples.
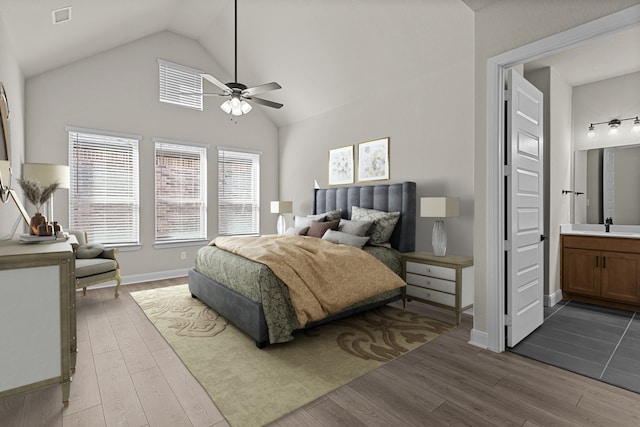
(51, 6), (72, 25)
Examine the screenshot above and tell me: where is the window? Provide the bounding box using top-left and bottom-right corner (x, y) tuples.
(68, 128), (140, 246)
(155, 139), (207, 243)
(158, 59), (203, 110)
(218, 148), (260, 235)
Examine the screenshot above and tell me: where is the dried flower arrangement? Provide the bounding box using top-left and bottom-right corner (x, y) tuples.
(17, 178), (60, 212)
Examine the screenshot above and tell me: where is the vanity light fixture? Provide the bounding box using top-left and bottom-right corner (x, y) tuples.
(587, 116), (640, 137)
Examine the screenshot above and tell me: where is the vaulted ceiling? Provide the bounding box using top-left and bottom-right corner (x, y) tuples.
(1, 0), (639, 127)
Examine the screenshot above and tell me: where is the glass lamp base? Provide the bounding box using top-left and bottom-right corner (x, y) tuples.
(432, 219), (447, 256)
(276, 214), (286, 235)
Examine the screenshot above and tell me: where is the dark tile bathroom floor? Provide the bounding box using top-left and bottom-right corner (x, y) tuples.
(511, 300), (640, 394)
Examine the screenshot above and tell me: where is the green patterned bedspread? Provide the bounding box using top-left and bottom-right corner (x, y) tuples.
(194, 244), (403, 343)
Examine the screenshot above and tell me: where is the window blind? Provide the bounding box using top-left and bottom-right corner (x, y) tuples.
(69, 130), (140, 245)
(218, 148), (260, 236)
(158, 59), (203, 111)
(155, 140), (207, 242)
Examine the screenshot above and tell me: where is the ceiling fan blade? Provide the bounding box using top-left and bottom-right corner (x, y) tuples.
(249, 96), (283, 109)
(178, 91), (227, 97)
(202, 74), (232, 93)
(242, 82), (282, 97)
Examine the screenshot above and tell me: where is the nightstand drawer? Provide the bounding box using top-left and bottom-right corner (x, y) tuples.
(406, 273), (455, 294)
(406, 261), (455, 281)
(406, 285), (455, 307)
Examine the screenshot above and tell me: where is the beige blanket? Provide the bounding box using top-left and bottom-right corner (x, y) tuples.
(212, 235), (405, 326)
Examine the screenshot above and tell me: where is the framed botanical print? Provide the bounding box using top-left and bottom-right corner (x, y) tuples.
(357, 137), (389, 182)
(328, 145), (354, 185)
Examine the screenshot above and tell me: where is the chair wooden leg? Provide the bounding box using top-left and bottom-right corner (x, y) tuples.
(114, 275), (122, 298)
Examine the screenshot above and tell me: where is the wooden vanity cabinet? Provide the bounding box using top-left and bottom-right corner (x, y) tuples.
(561, 235), (640, 310)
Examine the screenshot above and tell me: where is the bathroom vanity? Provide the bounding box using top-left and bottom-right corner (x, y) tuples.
(561, 225), (640, 311)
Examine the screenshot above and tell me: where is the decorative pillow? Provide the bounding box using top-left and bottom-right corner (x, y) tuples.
(339, 219), (373, 237)
(320, 209), (343, 222)
(306, 220), (339, 238)
(351, 206), (400, 247)
(76, 243), (105, 259)
(284, 226), (310, 236)
(322, 229), (369, 249)
(294, 216), (317, 228)
(305, 213), (327, 222)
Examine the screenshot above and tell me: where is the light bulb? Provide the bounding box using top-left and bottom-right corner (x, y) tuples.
(633, 117), (640, 133)
(587, 124), (595, 138)
(608, 119), (621, 136)
(230, 97), (241, 109)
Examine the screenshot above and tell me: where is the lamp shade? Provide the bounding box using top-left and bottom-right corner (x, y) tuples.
(420, 197), (459, 218)
(23, 163), (70, 189)
(270, 201), (293, 214)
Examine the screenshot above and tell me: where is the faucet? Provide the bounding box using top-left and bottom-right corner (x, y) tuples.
(605, 217), (613, 232)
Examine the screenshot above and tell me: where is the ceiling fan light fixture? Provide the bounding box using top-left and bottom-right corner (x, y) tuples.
(220, 100), (232, 114)
(240, 100), (252, 114)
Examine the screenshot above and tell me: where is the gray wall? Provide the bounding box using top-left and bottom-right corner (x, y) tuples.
(279, 1), (475, 257)
(0, 15), (26, 237)
(24, 31), (280, 278)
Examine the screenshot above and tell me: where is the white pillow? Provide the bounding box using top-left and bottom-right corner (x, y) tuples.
(284, 226), (309, 236)
(322, 229), (369, 249)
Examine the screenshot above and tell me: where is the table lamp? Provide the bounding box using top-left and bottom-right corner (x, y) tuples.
(270, 201), (293, 235)
(420, 197), (459, 256)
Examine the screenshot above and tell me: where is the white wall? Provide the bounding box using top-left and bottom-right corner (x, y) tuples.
(473, 0), (640, 335)
(0, 12), (26, 237)
(279, 1), (474, 257)
(25, 31), (280, 277)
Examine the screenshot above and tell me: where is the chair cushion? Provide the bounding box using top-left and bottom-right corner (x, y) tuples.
(76, 243), (105, 259)
(75, 258), (117, 277)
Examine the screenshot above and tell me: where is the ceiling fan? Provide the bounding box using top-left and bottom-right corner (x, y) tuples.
(197, 0), (283, 116)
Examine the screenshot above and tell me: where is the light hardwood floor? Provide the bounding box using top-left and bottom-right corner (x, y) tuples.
(1, 278), (639, 426)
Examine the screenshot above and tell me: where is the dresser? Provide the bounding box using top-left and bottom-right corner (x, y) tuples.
(0, 238), (77, 407)
(402, 251), (474, 325)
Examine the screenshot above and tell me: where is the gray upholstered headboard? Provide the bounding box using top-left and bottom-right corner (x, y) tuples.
(313, 181), (416, 253)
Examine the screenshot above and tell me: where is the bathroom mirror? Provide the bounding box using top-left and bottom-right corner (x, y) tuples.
(574, 144), (640, 225)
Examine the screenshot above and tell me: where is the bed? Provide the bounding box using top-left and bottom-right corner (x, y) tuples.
(188, 181), (416, 347)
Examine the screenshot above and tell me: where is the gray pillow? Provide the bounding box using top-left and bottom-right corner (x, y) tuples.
(305, 213), (327, 222)
(351, 206), (400, 247)
(320, 209), (342, 221)
(284, 226), (310, 236)
(322, 229), (369, 249)
(339, 219), (373, 237)
(76, 243), (105, 259)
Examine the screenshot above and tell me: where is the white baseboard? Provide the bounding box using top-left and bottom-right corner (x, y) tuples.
(468, 328), (488, 350)
(544, 289), (563, 307)
(75, 268), (190, 292)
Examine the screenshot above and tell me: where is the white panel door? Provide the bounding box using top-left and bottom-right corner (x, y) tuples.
(506, 69), (544, 347)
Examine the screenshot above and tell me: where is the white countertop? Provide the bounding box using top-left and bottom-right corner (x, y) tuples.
(560, 224), (640, 239)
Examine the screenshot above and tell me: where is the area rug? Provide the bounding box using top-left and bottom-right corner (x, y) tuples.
(131, 284), (451, 426)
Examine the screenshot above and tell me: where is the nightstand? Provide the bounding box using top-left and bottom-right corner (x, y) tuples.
(402, 251), (474, 325)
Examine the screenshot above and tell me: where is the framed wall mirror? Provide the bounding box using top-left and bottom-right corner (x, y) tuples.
(0, 81), (11, 202)
(574, 144), (640, 225)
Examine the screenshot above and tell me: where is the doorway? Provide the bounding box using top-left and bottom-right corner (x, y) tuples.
(486, 5), (640, 352)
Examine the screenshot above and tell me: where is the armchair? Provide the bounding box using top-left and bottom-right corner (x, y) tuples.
(67, 229), (121, 298)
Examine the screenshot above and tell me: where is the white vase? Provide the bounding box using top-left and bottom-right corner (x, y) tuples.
(432, 219), (447, 256)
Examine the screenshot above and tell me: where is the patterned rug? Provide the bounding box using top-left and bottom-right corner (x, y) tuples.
(131, 284), (451, 427)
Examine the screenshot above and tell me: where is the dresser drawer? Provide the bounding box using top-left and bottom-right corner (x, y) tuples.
(406, 273), (455, 294)
(406, 261), (455, 281)
(406, 285), (455, 307)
